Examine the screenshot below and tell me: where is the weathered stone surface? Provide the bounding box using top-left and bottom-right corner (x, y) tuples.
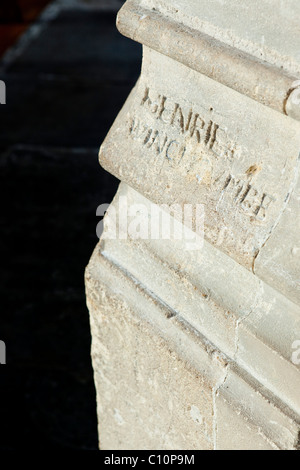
(255, 173), (300, 305)
(100, 47), (300, 304)
(97, 184), (300, 417)
(86, 183), (300, 450)
(87, 265), (216, 450)
(86, 0), (300, 450)
(117, 0), (300, 116)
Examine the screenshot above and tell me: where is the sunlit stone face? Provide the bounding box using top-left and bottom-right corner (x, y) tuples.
(140, 0), (300, 75)
(87, 0), (300, 451)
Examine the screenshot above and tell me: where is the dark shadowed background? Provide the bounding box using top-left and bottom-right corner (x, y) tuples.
(0, 0), (141, 449)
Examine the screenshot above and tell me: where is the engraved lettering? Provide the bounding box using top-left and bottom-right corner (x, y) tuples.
(132, 87), (276, 220)
(190, 114), (205, 143)
(254, 193), (276, 221)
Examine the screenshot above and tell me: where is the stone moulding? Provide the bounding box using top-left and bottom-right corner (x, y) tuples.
(87, 0), (300, 450)
(86, 184), (300, 449)
(117, 0), (300, 119)
(99, 47), (300, 305)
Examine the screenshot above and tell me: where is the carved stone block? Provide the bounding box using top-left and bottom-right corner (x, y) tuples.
(86, 0), (300, 450)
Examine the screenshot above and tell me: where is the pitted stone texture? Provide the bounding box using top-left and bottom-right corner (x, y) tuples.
(88, 0), (300, 451)
(139, 0), (300, 77)
(100, 47), (300, 304)
(86, 183), (300, 450)
(255, 168), (300, 306)
(117, 0), (300, 117)
(86, 245), (300, 450)
(98, 183), (300, 418)
(215, 394), (278, 451)
(87, 269), (215, 450)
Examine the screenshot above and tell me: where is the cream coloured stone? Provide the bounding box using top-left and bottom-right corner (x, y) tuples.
(86, 183), (300, 450)
(86, 248), (219, 450)
(137, 0), (300, 77)
(117, 0), (300, 116)
(215, 393), (279, 451)
(98, 184), (300, 418)
(100, 46), (300, 304)
(86, 0), (300, 450)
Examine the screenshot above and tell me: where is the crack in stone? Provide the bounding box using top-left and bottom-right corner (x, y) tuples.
(212, 362), (230, 450)
(253, 151), (300, 274)
(233, 279), (265, 362)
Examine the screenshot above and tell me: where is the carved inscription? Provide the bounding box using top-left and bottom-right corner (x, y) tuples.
(131, 86), (243, 163)
(128, 86), (275, 220)
(141, 87), (219, 149)
(217, 174), (275, 221)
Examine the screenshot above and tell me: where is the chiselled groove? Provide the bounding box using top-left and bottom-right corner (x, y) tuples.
(209, 123), (219, 149)
(101, 249), (178, 320)
(222, 175), (232, 191)
(205, 121), (213, 146)
(93, 235), (300, 432)
(240, 184), (252, 204)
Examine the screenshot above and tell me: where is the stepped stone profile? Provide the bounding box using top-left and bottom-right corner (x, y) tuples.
(86, 0), (300, 450)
